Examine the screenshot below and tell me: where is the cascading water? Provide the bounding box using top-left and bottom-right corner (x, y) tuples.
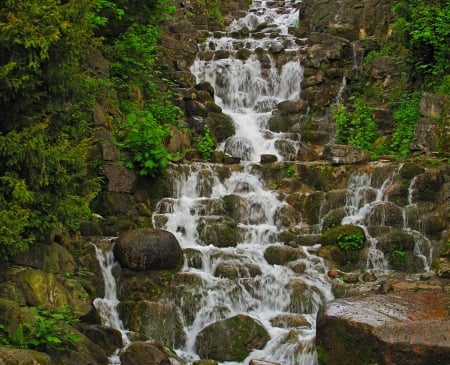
(190, 0), (304, 162)
(93, 239), (130, 365)
(339, 164), (433, 272)
(152, 1), (333, 364)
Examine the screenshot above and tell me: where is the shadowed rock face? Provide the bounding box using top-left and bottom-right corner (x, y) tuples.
(316, 290), (450, 365)
(114, 228), (183, 271)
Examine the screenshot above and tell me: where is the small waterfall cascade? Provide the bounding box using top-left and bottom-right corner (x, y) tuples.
(153, 163), (333, 364)
(93, 239), (130, 364)
(191, 0), (304, 162)
(334, 163), (433, 272)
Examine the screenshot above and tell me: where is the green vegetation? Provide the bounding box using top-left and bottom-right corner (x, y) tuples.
(392, 0), (450, 91)
(390, 93), (421, 157)
(335, 97), (379, 152)
(0, 306), (80, 352)
(0, 0), (183, 259)
(196, 125), (216, 161)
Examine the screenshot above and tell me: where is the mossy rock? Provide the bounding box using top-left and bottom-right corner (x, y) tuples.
(195, 314), (270, 362)
(124, 300), (186, 348)
(0, 298), (35, 336)
(11, 242), (76, 275)
(0, 348), (51, 365)
(206, 112), (235, 142)
(399, 162), (425, 179)
(320, 225), (366, 270)
(264, 245), (304, 265)
(197, 216), (238, 247)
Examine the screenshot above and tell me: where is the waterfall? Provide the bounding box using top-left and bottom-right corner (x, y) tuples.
(151, 2), (334, 363)
(93, 239), (130, 365)
(340, 164), (433, 272)
(191, 0), (303, 162)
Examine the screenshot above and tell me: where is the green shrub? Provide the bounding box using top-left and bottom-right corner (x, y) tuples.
(389, 93), (421, 157)
(392, 0), (450, 88)
(117, 108), (172, 176)
(196, 125), (216, 161)
(321, 225), (366, 250)
(335, 97), (378, 152)
(1, 306), (80, 352)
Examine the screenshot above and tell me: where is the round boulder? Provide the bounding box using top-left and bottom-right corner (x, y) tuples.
(114, 228), (183, 271)
(195, 314), (270, 362)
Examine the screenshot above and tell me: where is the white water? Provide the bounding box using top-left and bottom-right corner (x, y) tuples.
(153, 163), (333, 364)
(340, 164), (433, 272)
(191, 0), (304, 162)
(93, 240), (130, 365)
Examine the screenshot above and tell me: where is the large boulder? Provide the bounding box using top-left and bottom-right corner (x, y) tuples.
(316, 290), (450, 365)
(123, 300), (185, 348)
(119, 341), (180, 365)
(195, 314), (270, 362)
(114, 228), (183, 271)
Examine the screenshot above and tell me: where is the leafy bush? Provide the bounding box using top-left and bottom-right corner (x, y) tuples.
(392, 0), (450, 88)
(335, 97), (378, 152)
(117, 108), (172, 176)
(196, 125), (216, 161)
(389, 93), (421, 157)
(1, 306), (80, 352)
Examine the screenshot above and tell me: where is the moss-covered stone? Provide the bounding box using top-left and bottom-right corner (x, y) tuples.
(195, 314), (270, 362)
(264, 245), (304, 265)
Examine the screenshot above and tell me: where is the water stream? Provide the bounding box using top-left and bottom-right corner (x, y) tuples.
(152, 1), (334, 364)
(93, 239), (130, 364)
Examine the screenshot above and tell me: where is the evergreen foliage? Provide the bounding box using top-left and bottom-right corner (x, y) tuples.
(392, 0), (450, 90)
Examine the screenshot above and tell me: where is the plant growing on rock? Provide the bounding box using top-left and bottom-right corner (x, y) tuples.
(1, 306), (80, 352)
(334, 97), (378, 153)
(196, 125), (216, 161)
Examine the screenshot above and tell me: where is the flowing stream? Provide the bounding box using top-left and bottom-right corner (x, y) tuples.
(153, 1), (333, 364)
(93, 240), (130, 364)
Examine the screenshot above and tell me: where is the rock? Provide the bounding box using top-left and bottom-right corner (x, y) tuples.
(270, 314), (311, 329)
(321, 144), (370, 164)
(249, 360), (281, 365)
(0, 348), (51, 365)
(103, 162), (136, 193)
(11, 242), (76, 274)
(195, 314), (270, 362)
(205, 112), (235, 142)
(14, 268), (70, 309)
(435, 258), (450, 278)
(114, 228), (183, 271)
(317, 290), (450, 365)
(77, 324), (123, 356)
(197, 216), (238, 247)
(124, 300), (185, 348)
(119, 341), (170, 365)
(264, 245), (304, 265)
(260, 154), (277, 164)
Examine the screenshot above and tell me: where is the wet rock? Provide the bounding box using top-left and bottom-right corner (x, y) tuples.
(260, 154), (278, 164)
(195, 314), (270, 362)
(214, 263), (262, 279)
(249, 360), (281, 365)
(114, 228), (183, 271)
(270, 314), (311, 329)
(205, 112), (235, 142)
(264, 245), (304, 265)
(120, 341), (173, 365)
(321, 144), (370, 164)
(197, 216), (238, 247)
(317, 290), (450, 365)
(124, 300), (185, 348)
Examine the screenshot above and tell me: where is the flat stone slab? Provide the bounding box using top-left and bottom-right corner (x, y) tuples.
(317, 289), (450, 365)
